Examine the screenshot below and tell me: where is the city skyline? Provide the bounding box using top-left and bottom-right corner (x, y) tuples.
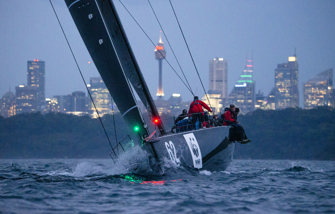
(1, 0), (335, 103)
(1, 56), (334, 118)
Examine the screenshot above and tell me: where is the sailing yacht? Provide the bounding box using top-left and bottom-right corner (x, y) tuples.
(64, 0), (235, 171)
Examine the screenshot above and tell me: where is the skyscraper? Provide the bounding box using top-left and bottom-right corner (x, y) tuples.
(44, 98), (61, 113)
(54, 95), (72, 113)
(265, 88), (277, 110)
(304, 69), (333, 109)
(274, 55), (299, 109)
(155, 32), (166, 98)
(254, 90), (266, 110)
(201, 93), (223, 113)
(70, 91), (87, 114)
(0, 91), (16, 117)
(53, 91), (88, 116)
(228, 58), (255, 113)
(331, 89), (335, 107)
(15, 85), (38, 113)
(88, 77), (113, 118)
(27, 59), (45, 110)
(209, 57), (228, 100)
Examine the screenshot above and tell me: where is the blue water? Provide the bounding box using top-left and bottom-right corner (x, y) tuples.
(1, 157), (334, 213)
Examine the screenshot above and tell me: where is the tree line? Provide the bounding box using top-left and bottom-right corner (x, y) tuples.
(0, 108), (334, 159)
(235, 107), (335, 160)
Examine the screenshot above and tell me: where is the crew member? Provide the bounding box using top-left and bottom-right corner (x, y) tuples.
(223, 104), (251, 144)
(188, 96), (212, 129)
(175, 109), (188, 124)
(174, 109), (190, 132)
(223, 104), (237, 125)
(212, 114), (221, 126)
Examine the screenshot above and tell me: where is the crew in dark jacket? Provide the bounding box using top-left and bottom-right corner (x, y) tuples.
(175, 109), (188, 124)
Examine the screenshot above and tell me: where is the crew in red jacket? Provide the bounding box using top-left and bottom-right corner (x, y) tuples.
(223, 104), (237, 125)
(188, 96), (212, 129)
(223, 104), (251, 144)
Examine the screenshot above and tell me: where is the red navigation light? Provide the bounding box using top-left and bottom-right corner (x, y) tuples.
(34, 59), (39, 62)
(153, 118), (160, 125)
(246, 64), (253, 67)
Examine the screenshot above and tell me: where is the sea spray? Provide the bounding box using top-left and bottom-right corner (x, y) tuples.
(111, 146), (154, 175)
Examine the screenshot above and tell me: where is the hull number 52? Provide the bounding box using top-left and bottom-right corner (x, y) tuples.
(165, 141), (180, 165)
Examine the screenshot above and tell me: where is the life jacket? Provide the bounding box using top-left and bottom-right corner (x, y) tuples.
(188, 100), (211, 116)
(223, 109), (236, 125)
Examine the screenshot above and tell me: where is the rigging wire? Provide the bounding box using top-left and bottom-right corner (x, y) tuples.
(147, 0), (194, 96)
(117, 0), (194, 96)
(168, 0), (213, 109)
(49, 0), (118, 161)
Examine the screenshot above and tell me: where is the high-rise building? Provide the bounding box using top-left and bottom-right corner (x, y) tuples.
(0, 91), (16, 118)
(54, 95), (72, 113)
(254, 90), (266, 110)
(155, 32), (166, 98)
(88, 77), (113, 118)
(274, 55), (299, 109)
(304, 69), (333, 109)
(168, 93), (182, 114)
(209, 57), (228, 101)
(264, 88), (277, 110)
(15, 85), (39, 113)
(153, 93), (189, 116)
(53, 91), (87, 116)
(202, 92), (223, 113)
(44, 98), (61, 113)
(27, 59), (45, 110)
(70, 91), (87, 114)
(167, 93), (190, 116)
(228, 58), (255, 113)
(331, 89), (335, 107)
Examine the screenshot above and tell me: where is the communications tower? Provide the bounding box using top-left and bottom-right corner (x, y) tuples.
(155, 32), (166, 98)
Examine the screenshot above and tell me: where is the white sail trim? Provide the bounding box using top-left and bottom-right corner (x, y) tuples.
(121, 105), (137, 118)
(94, 0), (146, 127)
(68, 0), (81, 9)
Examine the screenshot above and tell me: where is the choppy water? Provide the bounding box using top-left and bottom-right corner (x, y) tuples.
(0, 153), (334, 213)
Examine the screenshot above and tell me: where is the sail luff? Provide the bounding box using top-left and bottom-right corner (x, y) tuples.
(65, 0), (149, 139)
(101, 0), (165, 135)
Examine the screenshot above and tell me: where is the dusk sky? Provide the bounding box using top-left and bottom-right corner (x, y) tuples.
(1, 0), (334, 104)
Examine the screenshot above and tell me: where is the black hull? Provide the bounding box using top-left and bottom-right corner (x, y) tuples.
(148, 126), (234, 171)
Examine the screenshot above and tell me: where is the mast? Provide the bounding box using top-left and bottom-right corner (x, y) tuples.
(65, 0), (165, 136)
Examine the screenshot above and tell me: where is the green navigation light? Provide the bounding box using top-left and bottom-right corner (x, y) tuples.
(240, 75), (252, 78)
(133, 125), (140, 132)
